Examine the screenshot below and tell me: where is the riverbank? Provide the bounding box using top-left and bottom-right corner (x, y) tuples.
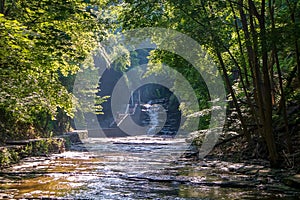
(0, 131), (90, 169)
(0, 138), (65, 168)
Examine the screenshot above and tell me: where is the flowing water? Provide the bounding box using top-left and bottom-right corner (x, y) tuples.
(0, 136), (299, 199)
(146, 104), (160, 135)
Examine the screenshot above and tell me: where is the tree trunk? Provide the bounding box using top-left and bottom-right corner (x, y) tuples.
(269, 0), (292, 153)
(216, 50), (250, 140)
(230, 1), (250, 86)
(229, 2), (261, 137)
(258, 0), (279, 167)
(248, 0), (266, 139)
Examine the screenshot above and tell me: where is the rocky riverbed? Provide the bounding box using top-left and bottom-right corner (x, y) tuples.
(0, 136), (299, 199)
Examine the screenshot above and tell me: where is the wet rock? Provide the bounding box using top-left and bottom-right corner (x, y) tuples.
(228, 164), (242, 172)
(283, 174), (300, 189)
(220, 167), (229, 172)
(2, 136), (300, 199)
(258, 169), (271, 176)
(61, 130), (88, 144)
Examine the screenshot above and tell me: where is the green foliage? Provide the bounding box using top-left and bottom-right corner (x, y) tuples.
(0, 138), (65, 168)
(0, 148), (20, 167)
(0, 0), (110, 140)
(113, 0), (300, 166)
(1, 0), (299, 167)
(113, 1), (214, 130)
(0, 148), (11, 167)
(20, 143), (33, 157)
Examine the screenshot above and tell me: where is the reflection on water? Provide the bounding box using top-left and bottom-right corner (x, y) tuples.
(0, 152), (102, 199)
(0, 136), (299, 199)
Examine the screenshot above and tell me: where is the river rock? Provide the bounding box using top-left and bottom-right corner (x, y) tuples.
(283, 174), (300, 189)
(61, 130), (88, 144)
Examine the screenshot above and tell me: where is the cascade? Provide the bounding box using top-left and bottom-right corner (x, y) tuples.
(146, 103), (160, 135)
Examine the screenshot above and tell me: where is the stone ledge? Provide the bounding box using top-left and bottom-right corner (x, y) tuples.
(0, 138), (65, 168)
(59, 130), (88, 144)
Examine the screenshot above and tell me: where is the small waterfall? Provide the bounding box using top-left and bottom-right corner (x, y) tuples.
(147, 104), (160, 135)
(142, 99), (178, 137)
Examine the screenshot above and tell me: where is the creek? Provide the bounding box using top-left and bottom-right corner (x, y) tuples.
(0, 136), (299, 199)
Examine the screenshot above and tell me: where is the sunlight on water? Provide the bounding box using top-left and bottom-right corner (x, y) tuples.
(0, 137), (299, 199)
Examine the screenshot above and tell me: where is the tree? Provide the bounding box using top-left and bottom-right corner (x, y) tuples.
(114, 0), (300, 167)
(0, 0), (108, 140)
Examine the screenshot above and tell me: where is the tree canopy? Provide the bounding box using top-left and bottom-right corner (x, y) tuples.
(113, 0), (300, 167)
(0, 0), (109, 139)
